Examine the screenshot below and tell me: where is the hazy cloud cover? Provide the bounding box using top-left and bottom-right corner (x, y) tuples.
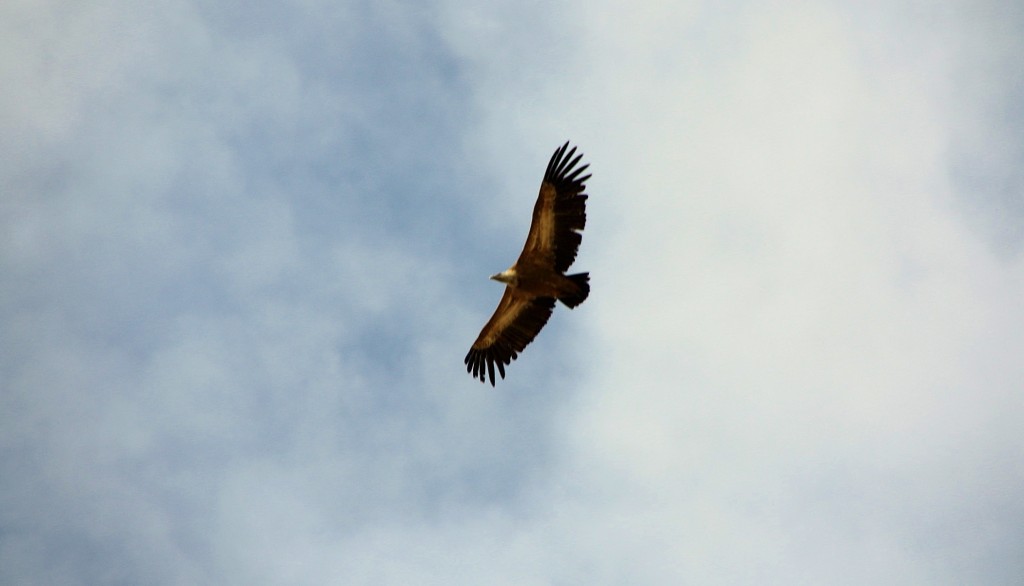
(2, 1), (1022, 584)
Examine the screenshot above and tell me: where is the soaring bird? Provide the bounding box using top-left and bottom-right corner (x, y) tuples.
(465, 142), (591, 385)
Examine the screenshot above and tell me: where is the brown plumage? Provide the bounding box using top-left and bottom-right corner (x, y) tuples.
(465, 141), (591, 385)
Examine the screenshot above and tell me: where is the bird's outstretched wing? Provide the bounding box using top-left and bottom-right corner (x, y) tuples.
(518, 141), (590, 272)
(464, 289), (555, 386)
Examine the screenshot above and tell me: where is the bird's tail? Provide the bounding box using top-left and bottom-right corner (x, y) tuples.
(559, 273), (590, 308)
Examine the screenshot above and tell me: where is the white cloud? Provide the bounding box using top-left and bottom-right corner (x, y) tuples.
(461, 1), (1024, 583)
(2, 0), (1022, 584)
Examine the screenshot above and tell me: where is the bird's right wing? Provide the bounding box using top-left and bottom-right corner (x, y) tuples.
(464, 288), (556, 385)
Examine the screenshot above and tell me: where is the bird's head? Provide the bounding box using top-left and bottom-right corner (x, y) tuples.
(489, 268), (517, 285)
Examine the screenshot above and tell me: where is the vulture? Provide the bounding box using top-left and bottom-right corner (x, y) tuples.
(465, 141), (591, 385)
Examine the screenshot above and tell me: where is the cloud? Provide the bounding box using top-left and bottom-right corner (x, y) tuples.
(2, 0), (1022, 584)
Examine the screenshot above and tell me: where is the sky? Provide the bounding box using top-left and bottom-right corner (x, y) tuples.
(2, 0), (1023, 584)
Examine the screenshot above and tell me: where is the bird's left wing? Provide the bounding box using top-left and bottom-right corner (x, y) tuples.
(518, 141), (591, 272)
